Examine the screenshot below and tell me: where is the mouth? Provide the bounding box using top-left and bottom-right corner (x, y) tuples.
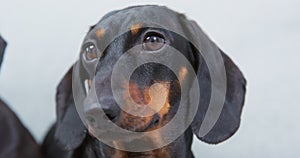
(84, 104), (162, 138)
(117, 113), (161, 132)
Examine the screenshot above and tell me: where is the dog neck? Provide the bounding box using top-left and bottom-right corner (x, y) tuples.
(76, 127), (195, 158)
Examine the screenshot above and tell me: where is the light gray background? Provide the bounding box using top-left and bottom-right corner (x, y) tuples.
(0, 0), (299, 157)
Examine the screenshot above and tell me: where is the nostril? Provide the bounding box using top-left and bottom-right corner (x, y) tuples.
(154, 119), (159, 125)
(102, 108), (118, 121)
(105, 113), (115, 120)
(98, 99), (120, 121)
(153, 114), (160, 125)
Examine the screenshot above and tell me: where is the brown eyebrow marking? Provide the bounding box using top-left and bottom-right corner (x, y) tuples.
(130, 23), (143, 35)
(95, 28), (106, 38)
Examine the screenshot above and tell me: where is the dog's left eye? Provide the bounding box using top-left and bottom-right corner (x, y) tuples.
(84, 43), (98, 60)
(143, 33), (165, 51)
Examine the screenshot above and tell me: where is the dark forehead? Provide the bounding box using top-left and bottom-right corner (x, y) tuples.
(101, 6), (178, 25)
(87, 5), (184, 37)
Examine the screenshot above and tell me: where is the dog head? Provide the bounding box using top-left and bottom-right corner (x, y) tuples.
(54, 5), (246, 153)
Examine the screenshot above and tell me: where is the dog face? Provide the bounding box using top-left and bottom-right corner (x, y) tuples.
(81, 27), (196, 133)
(53, 5), (246, 155)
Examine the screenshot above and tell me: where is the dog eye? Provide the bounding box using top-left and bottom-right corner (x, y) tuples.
(84, 43), (98, 60)
(143, 33), (165, 51)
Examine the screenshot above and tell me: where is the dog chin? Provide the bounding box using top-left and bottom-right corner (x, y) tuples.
(115, 114), (160, 132)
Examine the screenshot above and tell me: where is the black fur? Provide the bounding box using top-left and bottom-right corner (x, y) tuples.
(0, 35), (43, 158)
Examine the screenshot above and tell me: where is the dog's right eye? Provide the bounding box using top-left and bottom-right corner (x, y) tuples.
(84, 43), (98, 60)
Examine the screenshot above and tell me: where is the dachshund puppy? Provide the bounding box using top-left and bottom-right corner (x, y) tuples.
(42, 5), (246, 158)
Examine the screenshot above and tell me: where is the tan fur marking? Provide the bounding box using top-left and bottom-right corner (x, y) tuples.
(146, 132), (170, 158)
(117, 82), (171, 131)
(88, 79), (92, 88)
(148, 83), (170, 117)
(112, 141), (126, 157)
(130, 23), (143, 35)
(112, 82), (171, 157)
(178, 67), (187, 84)
(96, 28), (105, 38)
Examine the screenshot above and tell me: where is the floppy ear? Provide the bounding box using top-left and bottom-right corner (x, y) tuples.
(54, 67), (87, 150)
(181, 18), (246, 144)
